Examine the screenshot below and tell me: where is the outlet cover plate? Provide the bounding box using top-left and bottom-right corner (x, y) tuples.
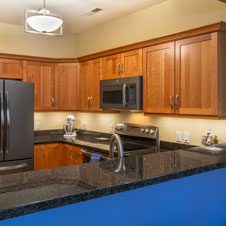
(184, 132), (190, 144)
(176, 131), (182, 142)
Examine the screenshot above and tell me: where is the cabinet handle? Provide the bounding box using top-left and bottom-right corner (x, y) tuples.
(117, 63), (120, 75)
(42, 148), (45, 158)
(87, 97), (90, 107)
(175, 94), (179, 110)
(90, 96), (92, 107)
(170, 95), (174, 109)
(120, 63), (123, 75)
(54, 98), (57, 107)
(51, 97), (55, 107)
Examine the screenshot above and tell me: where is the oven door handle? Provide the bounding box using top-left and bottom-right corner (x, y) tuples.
(122, 84), (128, 107)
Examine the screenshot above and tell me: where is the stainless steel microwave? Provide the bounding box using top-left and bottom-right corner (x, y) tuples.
(100, 76), (143, 111)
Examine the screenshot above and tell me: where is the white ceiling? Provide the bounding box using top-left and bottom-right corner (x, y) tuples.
(0, 0), (167, 34)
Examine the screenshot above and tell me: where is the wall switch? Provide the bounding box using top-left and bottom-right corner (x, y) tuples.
(35, 122), (40, 131)
(184, 132), (190, 144)
(83, 122), (87, 129)
(176, 131), (182, 142)
(109, 123), (114, 133)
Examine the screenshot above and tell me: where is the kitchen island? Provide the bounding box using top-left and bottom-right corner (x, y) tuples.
(1, 143), (226, 225)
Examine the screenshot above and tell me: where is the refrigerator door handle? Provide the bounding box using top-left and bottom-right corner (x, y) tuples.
(0, 92), (4, 154)
(6, 92), (10, 154)
(0, 163), (28, 172)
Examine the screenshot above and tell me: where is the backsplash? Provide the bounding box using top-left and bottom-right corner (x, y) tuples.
(34, 112), (226, 146)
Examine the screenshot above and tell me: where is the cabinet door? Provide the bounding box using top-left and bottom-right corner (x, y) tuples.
(175, 33), (218, 116)
(102, 54), (121, 80)
(79, 61), (91, 111)
(34, 143), (63, 170)
(24, 61), (55, 111)
(143, 42), (175, 114)
(45, 143), (64, 169)
(90, 58), (102, 111)
(0, 59), (23, 79)
(121, 49), (142, 77)
(63, 144), (83, 166)
(55, 63), (79, 110)
(34, 145), (46, 170)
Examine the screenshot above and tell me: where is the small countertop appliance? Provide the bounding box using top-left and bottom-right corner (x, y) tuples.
(63, 115), (77, 138)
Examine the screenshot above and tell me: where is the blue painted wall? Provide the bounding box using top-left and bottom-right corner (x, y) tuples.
(1, 168), (226, 226)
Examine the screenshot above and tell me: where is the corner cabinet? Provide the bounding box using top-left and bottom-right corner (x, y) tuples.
(102, 49), (142, 79)
(23, 61), (56, 111)
(55, 63), (79, 110)
(143, 32), (226, 118)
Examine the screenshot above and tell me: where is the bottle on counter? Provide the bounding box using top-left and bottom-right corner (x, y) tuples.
(211, 134), (218, 145)
(201, 129), (218, 146)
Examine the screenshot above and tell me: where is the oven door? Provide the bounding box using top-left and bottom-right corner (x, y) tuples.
(100, 76), (143, 110)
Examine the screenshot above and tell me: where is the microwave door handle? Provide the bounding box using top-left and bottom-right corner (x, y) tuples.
(123, 84), (128, 107)
(0, 92), (4, 154)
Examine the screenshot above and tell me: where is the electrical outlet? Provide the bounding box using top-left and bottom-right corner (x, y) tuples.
(176, 131), (182, 142)
(83, 122), (87, 129)
(35, 122), (40, 131)
(109, 123), (114, 133)
(184, 132), (190, 144)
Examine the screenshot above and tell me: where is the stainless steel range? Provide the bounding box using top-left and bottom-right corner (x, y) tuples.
(109, 123), (159, 158)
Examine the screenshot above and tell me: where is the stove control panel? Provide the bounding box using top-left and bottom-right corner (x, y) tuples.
(115, 123), (159, 139)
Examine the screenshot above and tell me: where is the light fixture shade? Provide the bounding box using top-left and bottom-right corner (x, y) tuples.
(27, 15), (63, 32)
(25, 8), (63, 36)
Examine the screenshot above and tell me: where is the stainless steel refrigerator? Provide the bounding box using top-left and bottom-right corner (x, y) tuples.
(0, 79), (34, 175)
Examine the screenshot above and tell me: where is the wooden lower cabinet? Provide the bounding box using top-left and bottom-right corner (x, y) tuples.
(63, 144), (83, 166)
(34, 143), (83, 170)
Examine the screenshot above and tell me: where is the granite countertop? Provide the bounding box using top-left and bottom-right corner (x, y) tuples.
(34, 130), (110, 154)
(1, 141), (226, 220)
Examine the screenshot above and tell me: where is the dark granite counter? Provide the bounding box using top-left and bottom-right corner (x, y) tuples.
(34, 129), (110, 155)
(1, 141), (226, 221)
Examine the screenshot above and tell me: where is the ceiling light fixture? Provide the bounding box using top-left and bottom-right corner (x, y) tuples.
(25, 0), (63, 36)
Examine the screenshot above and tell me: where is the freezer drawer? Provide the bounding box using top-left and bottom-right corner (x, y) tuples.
(0, 158), (34, 175)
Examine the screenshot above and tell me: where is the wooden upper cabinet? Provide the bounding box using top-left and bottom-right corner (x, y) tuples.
(0, 59), (23, 79)
(55, 63), (79, 110)
(79, 61), (91, 111)
(175, 33), (218, 116)
(143, 42), (175, 114)
(102, 54), (121, 80)
(79, 59), (102, 111)
(24, 61), (55, 111)
(90, 58), (102, 111)
(102, 49), (142, 80)
(121, 49), (143, 77)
